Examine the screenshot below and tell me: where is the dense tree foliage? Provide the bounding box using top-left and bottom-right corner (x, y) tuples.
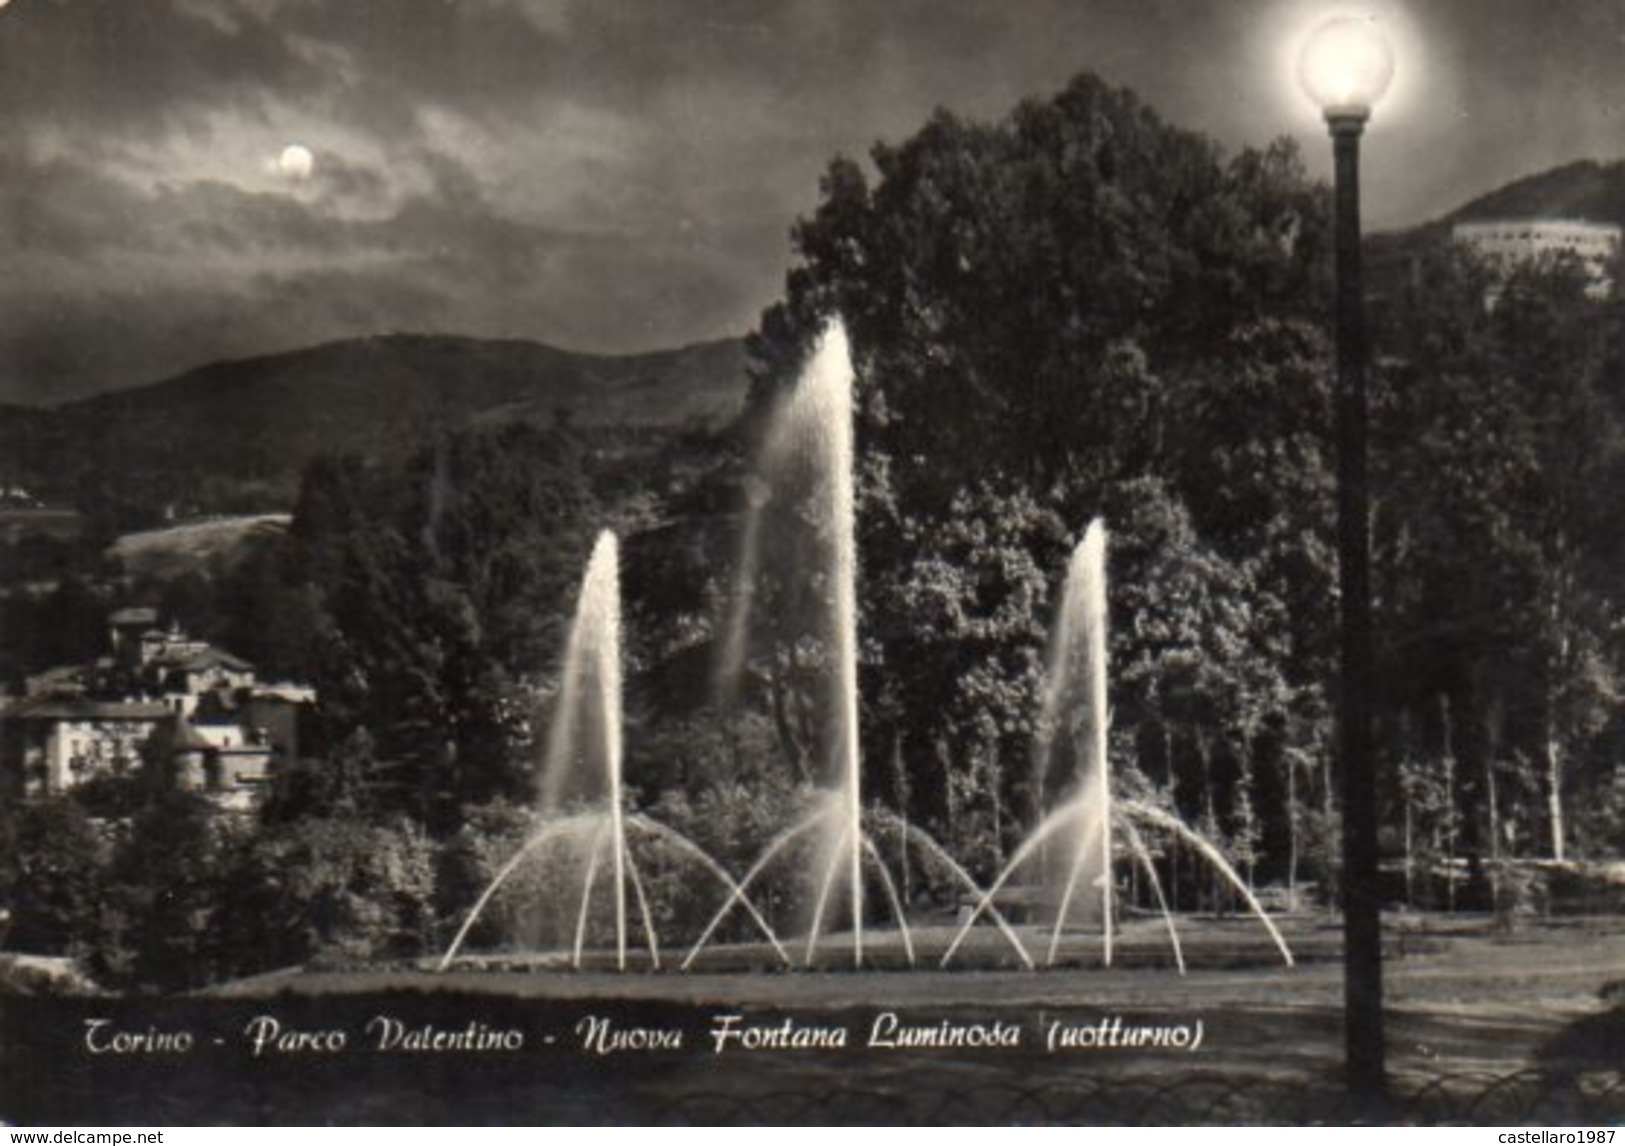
(1375, 250), (1625, 873)
(0, 796), (109, 957)
(214, 814), (436, 976)
(234, 421), (608, 831)
(740, 74), (1340, 884)
(728, 72), (1625, 899)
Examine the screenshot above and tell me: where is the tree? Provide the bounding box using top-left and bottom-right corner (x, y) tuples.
(214, 815), (435, 976)
(869, 480), (1066, 856)
(260, 727), (382, 824)
(1378, 249), (1625, 864)
(0, 797), (109, 958)
(274, 423), (604, 833)
(735, 72), (1338, 880)
(101, 788), (228, 992)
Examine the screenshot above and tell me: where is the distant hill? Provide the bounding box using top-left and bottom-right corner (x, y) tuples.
(3, 334), (750, 513)
(1368, 158), (1625, 297)
(1446, 159), (1625, 225)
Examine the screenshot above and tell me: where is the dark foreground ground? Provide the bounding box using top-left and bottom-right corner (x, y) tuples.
(3, 913), (1623, 1125)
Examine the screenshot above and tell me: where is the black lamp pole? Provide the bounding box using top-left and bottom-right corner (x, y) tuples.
(1328, 107), (1386, 1111)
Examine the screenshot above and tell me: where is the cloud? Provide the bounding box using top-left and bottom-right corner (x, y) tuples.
(0, 134), (779, 401)
(1, 0), (1622, 402)
(0, 0), (318, 141)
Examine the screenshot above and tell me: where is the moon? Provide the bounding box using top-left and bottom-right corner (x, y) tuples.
(277, 144), (314, 181)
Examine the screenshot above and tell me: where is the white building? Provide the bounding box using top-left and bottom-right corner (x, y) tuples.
(2, 698), (172, 792)
(1452, 219), (1622, 299)
(1, 611), (314, 808)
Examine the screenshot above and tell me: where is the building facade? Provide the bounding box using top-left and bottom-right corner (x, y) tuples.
(1452, 218), (1622, 299)
(0, 611), (314, 809)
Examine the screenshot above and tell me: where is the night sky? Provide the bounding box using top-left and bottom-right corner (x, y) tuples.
(1, 0), (1621, 403)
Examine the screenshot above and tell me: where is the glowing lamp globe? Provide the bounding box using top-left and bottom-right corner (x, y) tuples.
(1297, 16), (1394, 120)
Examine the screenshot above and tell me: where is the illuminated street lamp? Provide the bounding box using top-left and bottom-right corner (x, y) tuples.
(1298, 14), (1395, 1112)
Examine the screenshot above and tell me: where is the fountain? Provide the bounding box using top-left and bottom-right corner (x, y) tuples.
(693, 322), (1028, 969)
(944, 522), (1295, 971)
(441, 326), (1293, 977)
(440, 531), (787, 971)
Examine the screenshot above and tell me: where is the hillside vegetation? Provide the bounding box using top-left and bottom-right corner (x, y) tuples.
(2, 334), (748, 523)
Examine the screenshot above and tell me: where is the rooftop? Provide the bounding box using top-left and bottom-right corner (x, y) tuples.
(153, 647), (256, 674)
(1, 696), (172, 723)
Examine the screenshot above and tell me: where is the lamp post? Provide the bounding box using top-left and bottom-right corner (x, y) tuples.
(1298, 15), (1394, 1111)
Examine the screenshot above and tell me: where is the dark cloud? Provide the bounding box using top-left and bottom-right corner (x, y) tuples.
(0, 136), (774, 400)
(0, 0), (1621, 402)
(0, 0), (319, 141)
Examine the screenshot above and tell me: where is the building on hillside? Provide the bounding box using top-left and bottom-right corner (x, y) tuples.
(0, 506), (85, 544)
(108, 607), (161, 663)
(142, 637), (259, 716)
(0, 610), (315, 810)
(163, 716), (279, 812)
(23, 664), (94, 700)
(0, 697), (172, 792)
(1452, 218), (1622, 300)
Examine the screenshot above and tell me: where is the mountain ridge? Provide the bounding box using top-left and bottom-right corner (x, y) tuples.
(0, 332), (751, 515)
(1443, 158), (1625, 226)
(51, 331), (743, 412)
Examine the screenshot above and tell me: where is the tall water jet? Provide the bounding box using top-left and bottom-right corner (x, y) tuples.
(946, 522), (1114, 967)
(805, 323), (865, 966)
(539, 531), (627, 966)
(761, 322), (865, 964)
(945, 521), (1294, 971)
(540, 532), (623, 813)
(692, 320), (1021, 970)
(442, 530), (787, 972)
(1032, 521), (1113, 961)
